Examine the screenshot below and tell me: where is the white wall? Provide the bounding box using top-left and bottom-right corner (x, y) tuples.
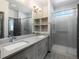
(9, 8), (18, 18)
(0, 0), (32, 37)
(18, 12), (27, 18)
(0, 0), (9, 37)
(42, 6), (48, 17)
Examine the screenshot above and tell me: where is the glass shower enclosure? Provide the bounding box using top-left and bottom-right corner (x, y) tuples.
(51, 8), (77, 59)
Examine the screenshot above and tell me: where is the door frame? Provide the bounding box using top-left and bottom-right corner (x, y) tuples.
(0, 12), (4, 38)
(77, 4), (79, 59)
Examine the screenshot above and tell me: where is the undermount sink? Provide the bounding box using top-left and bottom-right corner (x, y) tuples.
(1, 42), (28, 58)
(3, 42), (28, 51)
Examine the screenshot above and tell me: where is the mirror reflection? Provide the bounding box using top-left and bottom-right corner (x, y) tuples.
(8, 1), (32, 37)
(8, 17), (32, 36)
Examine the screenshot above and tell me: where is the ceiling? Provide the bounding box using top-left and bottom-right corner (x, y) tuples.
(52, 0), (79, 9)
(7, 0), (32, 13)
(32, 0), (48, 7)
(7, 0), (79, 13)
(7, 0), (48, 13)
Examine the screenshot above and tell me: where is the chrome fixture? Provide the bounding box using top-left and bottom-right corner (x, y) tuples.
(8, 35), (16, 42)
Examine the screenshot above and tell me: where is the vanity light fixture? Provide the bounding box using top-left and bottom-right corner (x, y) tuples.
(33, 5), (42, 13)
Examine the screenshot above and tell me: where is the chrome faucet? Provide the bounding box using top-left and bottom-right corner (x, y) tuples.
(8, 35), (16, 42)
(36, 32), (40, 36)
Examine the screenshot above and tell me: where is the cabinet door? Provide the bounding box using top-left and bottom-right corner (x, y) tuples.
(24, 46), (35, 59)
(34, 42), (42, 59)
(38, 42), (43, 59)
(40, 39), (47, 59)
(34, 44), (39, 59)
(37, 38), (48, 59)
(24, 53), (34, 59)
(41, 38), (48, 58)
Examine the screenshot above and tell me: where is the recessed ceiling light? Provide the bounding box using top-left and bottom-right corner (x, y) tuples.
(55, 0), (68, 3)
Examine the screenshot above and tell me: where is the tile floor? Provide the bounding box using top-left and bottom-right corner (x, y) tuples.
(45, 52), (77, 59)
(45, 45), (77, 59)
(45, 52), (54, 59)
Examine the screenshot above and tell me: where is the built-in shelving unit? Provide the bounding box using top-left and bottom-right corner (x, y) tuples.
(33, 17), (49, 34)
(34, 19), (40, 25)
(41, 25), (48, 32)
(34, 25), (40, 31)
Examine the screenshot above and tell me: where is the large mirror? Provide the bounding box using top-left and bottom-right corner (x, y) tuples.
(8, 17), (32, 36)
(0, 0), (48, 37)
(8, 0), (32, 36)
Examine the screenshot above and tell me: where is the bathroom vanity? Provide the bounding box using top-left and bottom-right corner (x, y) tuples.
(0, 35), (48, 59)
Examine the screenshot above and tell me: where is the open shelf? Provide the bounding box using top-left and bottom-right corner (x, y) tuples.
(34, 19), (40, 25)
(41, 17), (48, 25)
(41, 25), (48, 32)
(33, 17), (48, 34)
(34, 25), (40, 31)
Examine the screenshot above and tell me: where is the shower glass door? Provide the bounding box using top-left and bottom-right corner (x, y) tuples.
(53, 9), (77, 59)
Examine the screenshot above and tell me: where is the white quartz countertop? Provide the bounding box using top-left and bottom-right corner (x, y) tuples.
(0, 35), (48, 59)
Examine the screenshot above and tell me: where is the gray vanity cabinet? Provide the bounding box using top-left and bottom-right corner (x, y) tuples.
(37, 42), (42, 59)
(3, 46), (35, 59)
(24, 46), (35, 59)
(3, 37), (48, 59)
(40, 38), (48, 59)
(35, 38), (48, 59)
(34, 41), (43, 59)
